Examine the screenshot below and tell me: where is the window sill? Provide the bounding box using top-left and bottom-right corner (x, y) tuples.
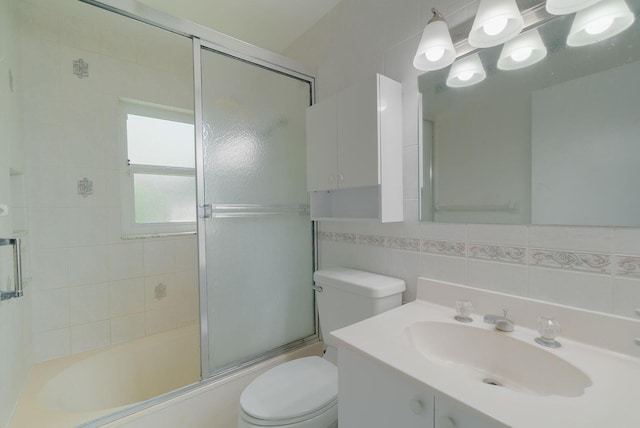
(121, 231), (197, 240)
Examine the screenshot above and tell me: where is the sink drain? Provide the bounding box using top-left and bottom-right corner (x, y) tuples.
(482, 378), (503, 387)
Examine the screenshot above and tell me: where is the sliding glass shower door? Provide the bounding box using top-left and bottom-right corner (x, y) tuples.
(196, 44), (316, 376)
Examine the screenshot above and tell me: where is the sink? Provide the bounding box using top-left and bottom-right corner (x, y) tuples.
(405, 321), (592, 397)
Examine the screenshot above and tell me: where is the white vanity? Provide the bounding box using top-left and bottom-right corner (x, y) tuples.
(331, 278), (640, 427)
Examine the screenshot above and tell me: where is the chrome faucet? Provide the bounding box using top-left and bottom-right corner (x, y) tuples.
(484, 309), (514, 332)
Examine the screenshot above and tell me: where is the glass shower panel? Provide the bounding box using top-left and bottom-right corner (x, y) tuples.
(200, 48), (314, 373)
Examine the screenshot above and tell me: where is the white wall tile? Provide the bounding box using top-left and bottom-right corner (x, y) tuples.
(528, 267), (613, 313)
(422, 222), (466, 241)
(69, 283), (109, 325)
(467, 224), (527, 246)
(613, 228), (640, 256)
(109, 278), (145, 318)
(145, 307), (177, 336)
(108, 242), (143, 281)
(23, 123), (64, 170)
(110, 313), (145, 344)
(467, 259), (527, 296)
(318, 240), (359, 270)
(26, 167), (65, 208)
(354, 245), (387, 275)
(174, 237), (198, 272)
(62, 125), (106, 170)
(613, 277), (640, 319)
(70, 320), (110, 354)
(145, 273), (175, 312)
(175, 270), (199, 327)
(143, 240), (175, 276)
(66, 207), (107, 246)
(29, 248), (68, 290)
(528, 226), (612, 253)
(29, 207), (68, 249)
(33, 328), (70, 363)
(32, 289), (69, 333)
(386, 248), (420, 302)
(67, 245), (108, 286)
(420, 253), (466, 285)
(64, 168), (106, 207)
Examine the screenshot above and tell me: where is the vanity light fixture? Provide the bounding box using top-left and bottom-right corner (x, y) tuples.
(446, 53), (487, 87)
(545, 0), (602, 15)
(566, 0), (635, 46)
(413, 8), (457, 71)
(468, 0), (525, 48)
(497, 28), (547, 70)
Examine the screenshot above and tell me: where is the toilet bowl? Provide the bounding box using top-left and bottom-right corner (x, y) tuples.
(237, 357), (338, 428)
(236, 268), (405, 428)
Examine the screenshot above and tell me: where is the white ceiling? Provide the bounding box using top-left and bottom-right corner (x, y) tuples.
(137, 0), (342, 53)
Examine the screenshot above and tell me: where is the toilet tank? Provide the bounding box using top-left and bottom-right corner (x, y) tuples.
(313, 268), (405, 354)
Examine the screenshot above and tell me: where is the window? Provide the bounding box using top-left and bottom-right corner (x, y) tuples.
(121, 101), (196, 237)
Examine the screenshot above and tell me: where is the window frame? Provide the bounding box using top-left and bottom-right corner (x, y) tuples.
(119, 99), (197, 238)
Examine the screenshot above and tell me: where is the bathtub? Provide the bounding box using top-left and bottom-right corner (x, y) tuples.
(10, 325), (200, 428)
(10, 325), (323, 428)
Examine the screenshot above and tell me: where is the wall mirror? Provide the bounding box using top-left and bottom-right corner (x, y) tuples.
(418, 0), (640, 226)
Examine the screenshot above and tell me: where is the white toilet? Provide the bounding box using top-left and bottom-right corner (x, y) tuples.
(237, 268), (405, 428)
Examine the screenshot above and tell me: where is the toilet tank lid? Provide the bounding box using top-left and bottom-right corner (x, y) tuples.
(313, 268), (405, 298)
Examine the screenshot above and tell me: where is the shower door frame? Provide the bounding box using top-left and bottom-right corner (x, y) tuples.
(76, 0), (320, 425)
(194, 38), (320, 380)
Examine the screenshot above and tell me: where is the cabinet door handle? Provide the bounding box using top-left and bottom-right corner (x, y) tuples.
(409, 398), (424, 415)
(438, 416), (457, 428)
(338, 173), (344, 182)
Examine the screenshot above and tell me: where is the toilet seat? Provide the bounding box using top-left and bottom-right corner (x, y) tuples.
(239, 356), (337, 425)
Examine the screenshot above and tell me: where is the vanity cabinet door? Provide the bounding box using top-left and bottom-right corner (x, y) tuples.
(306, 94), (338, 191)
(435, 395), (507, 428)
(338, 347), (435, 428)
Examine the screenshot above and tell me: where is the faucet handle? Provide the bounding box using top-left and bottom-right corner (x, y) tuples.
(454, 300), (473, 323)
(535, 316), (562, 348)
(502, 308), (510, 318)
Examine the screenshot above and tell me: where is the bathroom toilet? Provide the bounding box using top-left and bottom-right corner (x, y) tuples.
(237, 268), (405, 428)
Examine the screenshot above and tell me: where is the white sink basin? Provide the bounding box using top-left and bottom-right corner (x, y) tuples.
(405, 321), (592, 397)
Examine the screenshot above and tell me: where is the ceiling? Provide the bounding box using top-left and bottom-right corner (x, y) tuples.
(137, 0), (342, 53)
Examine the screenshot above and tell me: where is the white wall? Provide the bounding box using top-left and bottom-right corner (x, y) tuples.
(18, 0), (199, 364)
(285, 0), (640, 318)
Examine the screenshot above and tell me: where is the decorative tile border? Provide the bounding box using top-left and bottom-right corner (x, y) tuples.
(468, 244), (527, 264)
(529, 249), (611, 274)
(357, 234), (386, 247)
(421, 240), (466, 258)
(387, 237), (421, 252)
(317, 233), (637, 278)
(616, 256), (640, 278)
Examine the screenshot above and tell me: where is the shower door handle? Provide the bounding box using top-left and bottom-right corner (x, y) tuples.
(0, 238), (23, 301)
(200, 204), (213, 219)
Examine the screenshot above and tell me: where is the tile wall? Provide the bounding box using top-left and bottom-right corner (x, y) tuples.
(285, 0), (640, 321)
(19, 0), (199, 363)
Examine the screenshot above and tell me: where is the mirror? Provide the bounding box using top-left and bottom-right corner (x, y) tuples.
(419, 2), (640, 226)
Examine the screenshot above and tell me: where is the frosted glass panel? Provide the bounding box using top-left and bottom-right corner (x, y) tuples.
(200, 48), (314, 372)
(133, 173), (196, 223)
(127, 115), (195, 168)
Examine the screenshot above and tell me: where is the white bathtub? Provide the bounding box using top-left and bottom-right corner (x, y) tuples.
(10, 325), (200, 428)
(10, 325), (323, 428)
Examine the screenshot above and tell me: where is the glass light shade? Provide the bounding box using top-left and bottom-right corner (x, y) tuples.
(468, 0), (525, 48)
(497, 28), (548, 70)
(413, 20), (457, 71)
(446, 54), (487, 87)
(567, 0), (635, 46)
(546, 0), (602, 15)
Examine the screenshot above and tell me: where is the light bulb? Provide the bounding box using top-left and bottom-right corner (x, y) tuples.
(425, 46), (445, 62)
(458, 71), (475, 81)
(483, 16), (509, 35)
(511, 46), (533, 62)
(585, 16), (614, 34)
